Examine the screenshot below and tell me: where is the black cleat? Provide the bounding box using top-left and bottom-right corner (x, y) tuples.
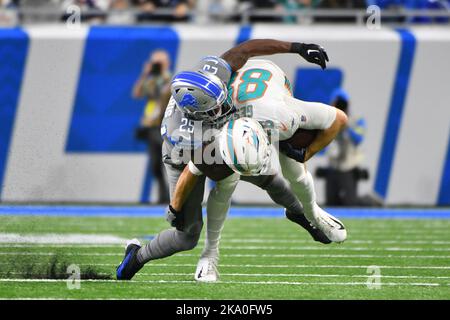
(116, 239), (144, 280)
(285, 210), (332, 244)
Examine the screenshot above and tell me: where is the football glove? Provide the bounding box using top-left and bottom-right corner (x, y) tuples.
(291, 42), (329, 70)
(166, 205), (184, 231)
(279, 141), (307, 163)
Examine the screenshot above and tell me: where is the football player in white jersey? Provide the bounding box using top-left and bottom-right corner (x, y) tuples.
(169, 57), (348, 282)
(116, 39), (332, 280)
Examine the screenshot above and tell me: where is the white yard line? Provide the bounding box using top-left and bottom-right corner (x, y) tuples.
(0, 233), (126, 244)
(4, 271), (450, 279)
(2, 239), (450, 247)
(2, 244), (450, 252)
(221, 239), (450, 245)
(1, 262), (449, 270)
(1, 252), (449, 259)
(223, 234), (450, 240)
(0, 278), (442, 287)
(137, 273), (450, 279)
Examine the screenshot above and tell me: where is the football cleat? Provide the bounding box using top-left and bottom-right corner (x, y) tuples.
(311, 204), (347, 243)
(195, 257), (219, 283)
(116, 239), (144, 280)
(285, 209), (332, 244)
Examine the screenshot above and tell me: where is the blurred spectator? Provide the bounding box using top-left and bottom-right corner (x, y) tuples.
(404, 0), (450, 23)
(320, 0), (366, 8)
(132, 50), (171, 204)
(238, 0), (283, 22)
(132, 0), (192, 22)
(61, 0), (110, 23)
(206, 0), (238, 22)
(317, 0), (367, 23)
(316, 89), (383, 207)
(0, 0), (19, 26)
(367, 0), (450, 23)
(278, 0), (322, 23)
(107, 0), (135, 24)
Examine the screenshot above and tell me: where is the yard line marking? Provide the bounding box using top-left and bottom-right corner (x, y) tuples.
(3, 271), (449, 280)
(2, 262), (450, 270)
(0, 279), (441, 287)
(217, 246), (450, 252)
(4, 272), (448, 281)
(2, 244), (450, 252)
(2, 239), (450, 246)
(221, 239), (450, 245)
(223, 234), (450, 239)
(133, 273), (450, 279)
(1, 252), (449, 259)
(0, 233), (126, 244)
(0, 298), (195, 301)
(142, 263), (450, 270)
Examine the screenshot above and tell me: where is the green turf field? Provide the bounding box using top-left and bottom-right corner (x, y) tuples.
(0, 215), (449, 299)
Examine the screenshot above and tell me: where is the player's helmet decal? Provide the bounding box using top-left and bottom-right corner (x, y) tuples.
(179, 93), (198, 109)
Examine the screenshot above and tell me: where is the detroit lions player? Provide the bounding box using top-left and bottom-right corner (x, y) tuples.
(116, 39), (331, 280)
(168, 58), (348, 282)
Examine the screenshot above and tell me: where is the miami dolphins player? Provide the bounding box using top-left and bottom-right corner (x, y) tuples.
(168, 57), (348, 282)
(116, 38), (331, 280)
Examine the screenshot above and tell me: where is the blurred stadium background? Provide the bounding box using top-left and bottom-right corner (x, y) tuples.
(1, 0), (450, 206)
(0, 0), (450, 300)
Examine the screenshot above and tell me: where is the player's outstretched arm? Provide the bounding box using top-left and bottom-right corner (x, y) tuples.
(171, 164), (199, 212)
(166, 164), (200, 230)
(221, 39), (329, 71)
(305, 108), (348, 162)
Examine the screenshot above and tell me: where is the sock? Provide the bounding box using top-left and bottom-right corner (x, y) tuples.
(137, 229), (199, 264)
(291, 170), (319, 223)
(202, 174), (239, 258)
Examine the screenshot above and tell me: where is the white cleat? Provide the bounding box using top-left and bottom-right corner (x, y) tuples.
(312, 204), (347, 243)
(195, 257), (219, 283)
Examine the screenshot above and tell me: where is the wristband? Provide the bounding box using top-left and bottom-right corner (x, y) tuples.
(290, 42), (303, 53)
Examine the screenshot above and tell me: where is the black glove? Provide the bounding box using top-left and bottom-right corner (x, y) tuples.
(291, 42), (329, 70)
(165, 205), (184, 231)
(279, 141), (307, 163)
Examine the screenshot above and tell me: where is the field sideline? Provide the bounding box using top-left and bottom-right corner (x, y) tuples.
(0, 206), (449, 300)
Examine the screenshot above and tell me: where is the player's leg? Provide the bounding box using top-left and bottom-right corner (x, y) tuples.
(243, 174), (331, 244)
(195, 173), (240, 282)
(117, 162), (206, 280)
(279, 153), (347, 243)
(137, 163), (206, 262)
(196, 171), (332, 282)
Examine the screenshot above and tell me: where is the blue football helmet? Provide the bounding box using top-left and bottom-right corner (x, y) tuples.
(171, 70), (230, 122)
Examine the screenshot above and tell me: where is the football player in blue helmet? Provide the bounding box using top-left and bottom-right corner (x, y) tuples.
(170, 39), (328, 121)
(116, 39), (331, 280)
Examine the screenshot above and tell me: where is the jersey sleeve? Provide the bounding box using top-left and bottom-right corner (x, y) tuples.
(188, 161), (204, 176)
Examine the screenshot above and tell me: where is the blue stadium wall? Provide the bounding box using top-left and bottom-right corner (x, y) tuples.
(0, 25), (449, 206)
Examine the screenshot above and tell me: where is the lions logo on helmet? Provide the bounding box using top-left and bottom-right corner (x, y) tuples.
(179, 93), (199, 109)
(171, 70), (230, 122)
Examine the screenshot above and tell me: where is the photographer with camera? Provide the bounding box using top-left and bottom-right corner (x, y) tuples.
(316, 88), (383, 207)
(132, 49), (171, 204)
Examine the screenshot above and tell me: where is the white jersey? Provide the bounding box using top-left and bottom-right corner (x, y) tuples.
(228, 59), (336, 141)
